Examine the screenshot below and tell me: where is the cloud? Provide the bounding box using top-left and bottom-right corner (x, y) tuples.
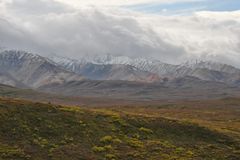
(2, 0), (72, 16)
(54, 0), (199, 7)
(0, 0), (240, 67)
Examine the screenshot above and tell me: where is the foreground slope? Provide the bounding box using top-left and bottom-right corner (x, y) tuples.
(0, 98), (239, 160)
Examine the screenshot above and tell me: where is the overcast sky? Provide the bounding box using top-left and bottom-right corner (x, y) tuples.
(0, 0), (240, 66)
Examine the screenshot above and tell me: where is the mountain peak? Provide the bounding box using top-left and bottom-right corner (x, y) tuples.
(181, 59), (240, 74)
(0, 50), (47, 63)
(0, 50), (84, 88)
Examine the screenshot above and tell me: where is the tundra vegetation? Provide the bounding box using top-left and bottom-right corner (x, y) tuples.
(0, 97), (239, 160)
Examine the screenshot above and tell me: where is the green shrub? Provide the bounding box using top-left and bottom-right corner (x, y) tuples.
(33, 137), (49, 148)
(126, 138), (144, 148)
(0, 144), (29, 159)
(104, 145), (113, 151)
(139, 127), (153, 134)
(105, 153), (116, 160)
(186, 150), (194, 156)
(100, 136), (113, 143)
(113, 138), (122, 144)
(175, 147), (184, 154)
(92, 146), (105, 152)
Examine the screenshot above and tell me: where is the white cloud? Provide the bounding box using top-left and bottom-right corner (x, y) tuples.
(54, 0), (198, 7)
(0, 0), (240, 67)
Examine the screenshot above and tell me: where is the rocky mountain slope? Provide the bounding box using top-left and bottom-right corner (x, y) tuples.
(50, 55), (161, 83)
(51, 54), (240, 85)
(0, 50), (240, 100)
(0, 50), (84, 88)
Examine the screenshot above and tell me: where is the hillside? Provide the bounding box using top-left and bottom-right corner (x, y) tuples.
(39, 77), (240, 100)
(0, 50), (84, 88)
(0, 84), (147, 107)
(0, 98), (239, 160)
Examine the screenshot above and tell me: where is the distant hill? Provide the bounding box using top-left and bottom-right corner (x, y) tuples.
(39, 76), (240, 100)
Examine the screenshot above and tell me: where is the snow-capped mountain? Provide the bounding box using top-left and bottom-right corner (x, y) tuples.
(0, 50), (84, 88)
(0, 49), (239, 100)
(83, 54), (178, 76)
(50, 54), (178, 77)
(90, 55), (240, 77)
(0, 49), (239, 89)
(50, 54), (170, 73)
(181, 60), (240, 75)
(50, 54), (240, 85)
(50, 55), (161, 83)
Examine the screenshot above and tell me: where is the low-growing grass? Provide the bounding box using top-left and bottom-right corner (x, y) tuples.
(0, 97), (239, 160)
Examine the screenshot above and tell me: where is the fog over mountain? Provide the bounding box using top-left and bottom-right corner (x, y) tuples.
(0, 0), (240, 67)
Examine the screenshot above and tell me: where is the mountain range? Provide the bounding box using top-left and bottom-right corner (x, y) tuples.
(50, 54), (240, 85)
(0, 49), (240, 100)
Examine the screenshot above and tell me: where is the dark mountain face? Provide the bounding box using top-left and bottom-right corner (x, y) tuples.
(0, 72), (27, 88)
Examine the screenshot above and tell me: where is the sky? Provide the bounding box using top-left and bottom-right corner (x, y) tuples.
(0, 0), (240, 66)
(127, 0), (240, 14)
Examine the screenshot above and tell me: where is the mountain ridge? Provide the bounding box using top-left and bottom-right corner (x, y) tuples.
(0, 50), (85, 88)
(50, 54), (240, 85)
(50, 54), (162, 83)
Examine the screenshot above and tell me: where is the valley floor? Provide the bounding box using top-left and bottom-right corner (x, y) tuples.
(0, 97), (240, 160)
